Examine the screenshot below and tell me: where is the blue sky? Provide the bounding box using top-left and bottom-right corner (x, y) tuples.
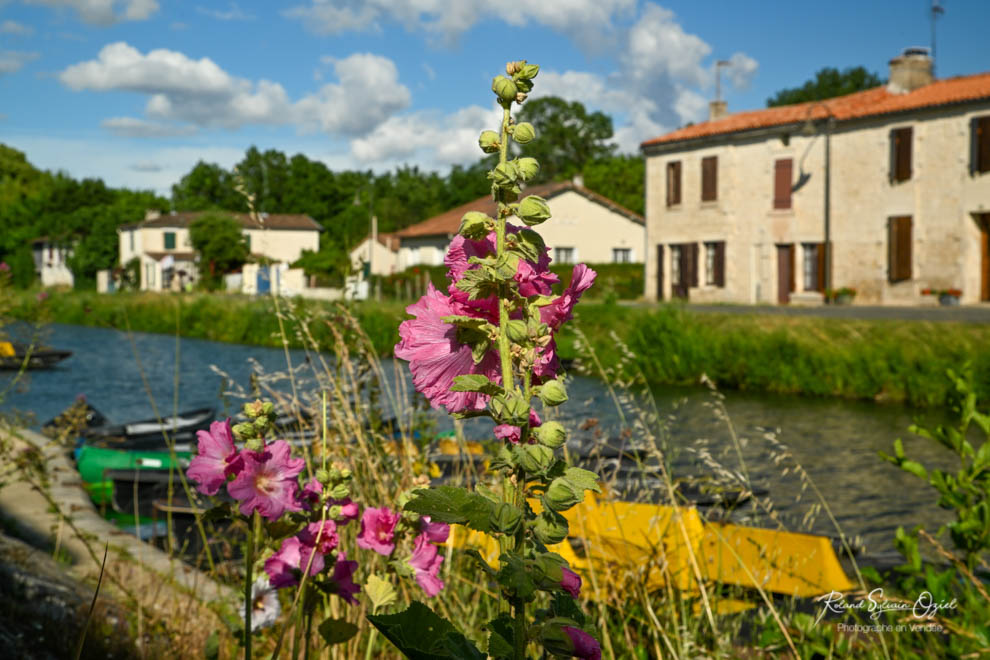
(0, 1), (987, 196)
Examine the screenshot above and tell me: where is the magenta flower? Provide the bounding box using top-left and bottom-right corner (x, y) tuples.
(514, 258), (558, 297)
(541, 264), (597, 331)
(0, 261), (9, 272)
(394, 284), (501, 413)
(421, 516), (450, 544)
(331, 498), (360, 524)
(298, 520), (339, 555)
(187, 419), (242, 495)
(408, 533), (445, 597)
(265, 536), (324, 589)
(563, 627), (601, 660)
(560, 566), (582, 598)
(331, 552), (361, 605)
(227, 440), (304, 521)
(356, 506), (400, 556)
(494, 409), (542, 444)
(299, 477), (322, 510)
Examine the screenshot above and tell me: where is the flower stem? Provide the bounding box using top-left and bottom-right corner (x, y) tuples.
(244, 511), (258, 660)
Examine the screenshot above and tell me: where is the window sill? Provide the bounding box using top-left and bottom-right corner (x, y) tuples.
(699, 201), (719, 209)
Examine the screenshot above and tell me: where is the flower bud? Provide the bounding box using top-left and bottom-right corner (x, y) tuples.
(518, 63), (540, 80)
(459, 211), (493, 240)
(545, 477), (583, 512)
(330, 483), (350, 500)
(478, 130), (500, 153)
(315, 468), (331, 485)
(243, 400), (264, 419)
(245, 437), (263, 452)
(518, 195), (551, 226)
(512, 122), (536, 144)
(232, 422), (255, 440)
(339, 468), (352, 481)
(533, 509), (569, 545)
(538, 379), (568, 407)
(491, 393), (530, 426)
(514, 444), (554, 475)
(489, 161), (518, 187)
(515, 158), (540, 182)
(492, 75), (518, 103)
(533, 421), (567, 449)
(328, 504), (342, 520)
(252, 418), (270, 434)
(489, 501), (523, 534)
(539, 620), (576, 658)
(327, 465), (342, 482)
(506, 319), (529, 344)
(515, 92), (528, 104)
(506, 60), (521, 75)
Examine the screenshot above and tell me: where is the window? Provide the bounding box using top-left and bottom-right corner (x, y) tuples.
(704, 241), (725, 287)
(701, 156), (718, 202)
(889, 127), (912, 183)
(666, 161), (682, 207)
(129, 231), (134, 252)
(407, 246), (420, 266)
(773, 158), (793, 209)
(802, 243), (825, 291)
(888, 216), (912, 282)
(670, 246), (681, 285)
(555, 247), (575, 264)
(164, 231), (176, 250)
(972, 116), (990, 175)
(612, 248), (632, 263)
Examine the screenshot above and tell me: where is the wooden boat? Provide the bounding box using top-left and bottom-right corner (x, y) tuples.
(0, 340), (72, 369)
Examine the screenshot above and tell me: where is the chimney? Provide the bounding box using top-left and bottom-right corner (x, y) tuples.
(709, 100), (728, 121)
(571, 173), (584, 188)
(887, 47), (933, 94)
(144, 209), (161, 221)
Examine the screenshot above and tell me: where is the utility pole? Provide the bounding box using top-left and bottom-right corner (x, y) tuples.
(715, 60), (731, 102)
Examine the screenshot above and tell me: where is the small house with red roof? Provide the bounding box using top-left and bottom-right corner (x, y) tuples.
(641, 49), (990, 305)
(393, 180), (645, 272)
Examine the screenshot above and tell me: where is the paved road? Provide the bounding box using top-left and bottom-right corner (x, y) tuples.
(622, 301), (990, 323)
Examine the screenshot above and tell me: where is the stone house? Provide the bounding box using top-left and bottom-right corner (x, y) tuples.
(641, 49), (990, 305)
(393, 180), (644, 271)
(118, 210), (321, 292)
(348, 232), (399, 276)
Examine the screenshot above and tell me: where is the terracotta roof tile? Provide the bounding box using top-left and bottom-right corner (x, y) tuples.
(141, 211), (321, 231)
(642, 72), (990, 148)
(395, 181), (643, 239)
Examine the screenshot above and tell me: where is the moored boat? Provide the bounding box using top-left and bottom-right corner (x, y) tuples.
(0, 340), (72, 369)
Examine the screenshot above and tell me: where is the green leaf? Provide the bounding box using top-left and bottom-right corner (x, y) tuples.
(488, 501), (524, 535)
(441, 314), (494, 332)
(900, 460), (928, 481)
(405, 486), (495, 533)
(497, 554), (537, 601)
(317, 618), (358, 646)
(455, 267), (500, 300)
(204, 630), (220, 660)
(202, 502), (233, 524)
(509, 228), (546, 264)
(364, 574), (398, 612)
(450, 374), (503, 395)
(367, 602), (485, 660)
(564, 467), (602, 494)
(485, 613), (515, 659)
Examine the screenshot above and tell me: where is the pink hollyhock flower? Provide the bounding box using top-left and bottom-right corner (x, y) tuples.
(356, 506), (400, 556)
(227, 440), (304, 521)
(331, 552), (361, 605)
(299, 476), (322, 510)
(330, 498), (360, 524)
(408, 533), (445, 597)
(420, 516), (450, 544)
(445, 225), (556, 303)
(563, 627), (601, 660)
(394, 284), (501, 413)
(560, 566), (582, 598)
(494, 409), (542, 444)
(541, 264), (597, 331)
(0, 261), (9, 272)
(187, 419), (243, 495)
(265, 536), (324, 589)
(514, 258), (559, 298)
(298, 520), (339, 554)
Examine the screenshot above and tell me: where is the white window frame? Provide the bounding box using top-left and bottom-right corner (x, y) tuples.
(704, 243), (717, 286)
(612, 248), (632, 263)
(555, 247), (576, 264)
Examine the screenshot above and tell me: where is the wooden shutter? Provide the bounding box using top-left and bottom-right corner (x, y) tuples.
(688, 242), (699, 287)
(974, 116), (990, 175)
(701, 156), (717, 202)
(890, 128), (912, 182)
(656, 244), (664, 300)
(714, 241), (725, 287)
(773, 159), (792, 209)
(789, 245), (796, 293)
(666, 161), (682, 206)
(888, 216), (912, 282)
(816, 243), (826, 292)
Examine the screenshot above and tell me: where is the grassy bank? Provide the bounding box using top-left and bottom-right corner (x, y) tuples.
(9, 290), (990, 408)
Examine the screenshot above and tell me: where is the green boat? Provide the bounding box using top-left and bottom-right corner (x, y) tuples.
(77, 444), (190, 506)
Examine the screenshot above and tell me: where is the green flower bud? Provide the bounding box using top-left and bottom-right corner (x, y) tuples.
(545, 477), (583, 512)
(538, 379), (568, 407)
(514, 78), (534, 94)
(261, 401), (275, 417)
(253, 418), (270, 434)
(514, 444), (554, 475)
(489, 501), (523, 535)
(492, 75), (518, 103)
(512, 122), (536, 144)
(243, 400), (264, 419)
(534, 421), (567, 449)
(506, 319), (529, 344)
(478, 130), (500, 153)
(533, 510), (569, 545)
(491, 393), (530, 426)
(518, 195), (551, 226)
(540, 620), (577, 657)
(232, 422), (255, 440)
(518, 63), (540, 80)
(532, 553), (565, 586)
(489, 161), (518, 187)
(327, 465), (342, 482)
(330, 483), (350, 500)
(328, 504), (342, 519)
(459, 211), (493, 240)
(515, 158), (540, 182)
(245, 436), (264, 452)
(315, 468), (331, 485)
(339, 468), (352, 481)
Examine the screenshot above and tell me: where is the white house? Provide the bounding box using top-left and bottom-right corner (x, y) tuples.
(394, 180), (645, 270)
(31, 238), (74, 287)
(349, 232), (399, 276)
(641, 49), (990, 305)
(118, 210), (321, 292)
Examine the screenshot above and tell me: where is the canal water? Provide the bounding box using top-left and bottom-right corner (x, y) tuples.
(1, 323), (961, 560)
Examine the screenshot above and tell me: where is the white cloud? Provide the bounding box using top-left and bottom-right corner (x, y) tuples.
(283, 0), (636, 49)
(130, 161), (162, 172)
(0, 50), (39, 74)
(60, 43), (410, 135)
(1, 20), (34, 35)
(196, 3), (255, 21)
(102, 116), (199, 137)
(25, 0), (159, 25)
(726, 51), (758, 90)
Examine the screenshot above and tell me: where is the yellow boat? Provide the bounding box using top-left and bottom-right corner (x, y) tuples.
(449, 491), (855, 601)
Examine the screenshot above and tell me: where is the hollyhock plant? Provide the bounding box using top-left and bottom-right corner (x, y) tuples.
(560, 566), (582, 598)
(563, 626), (602, 660)
(188, 418), (242, 495)
(330, 497), (361, 523)
(356, 506), (400, 556)
(495, 409), (542, 444)
(331, 552), (361, 605)
(227, 440), (304, 521)
(265, 536), (325, 589)
(408, 533), (445, 597)
(298, 520), (339, 555)
(420, 516), (450, 543)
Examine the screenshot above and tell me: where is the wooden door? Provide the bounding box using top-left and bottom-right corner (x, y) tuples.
(978, 214), (990, 302)
(776, 244), (795, 304)
(656, 244), (664, 301)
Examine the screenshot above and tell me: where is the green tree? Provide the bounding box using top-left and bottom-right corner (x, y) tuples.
(171, 161), (245, 211)
(583, 154), (644, 216)
(188, 212), (249, 290)
(514, 96), (616, 182)
(767, 66), (883, 107)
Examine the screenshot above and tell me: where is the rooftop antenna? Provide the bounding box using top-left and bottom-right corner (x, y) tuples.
(931, 0), (944, 77)
(715, 60), (731, 101)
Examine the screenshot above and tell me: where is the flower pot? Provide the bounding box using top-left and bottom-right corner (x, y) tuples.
(938, 293), (960, 306)
(834, 294), (854, 305)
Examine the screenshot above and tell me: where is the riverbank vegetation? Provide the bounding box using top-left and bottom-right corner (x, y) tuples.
(8, 289), (990, 409)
